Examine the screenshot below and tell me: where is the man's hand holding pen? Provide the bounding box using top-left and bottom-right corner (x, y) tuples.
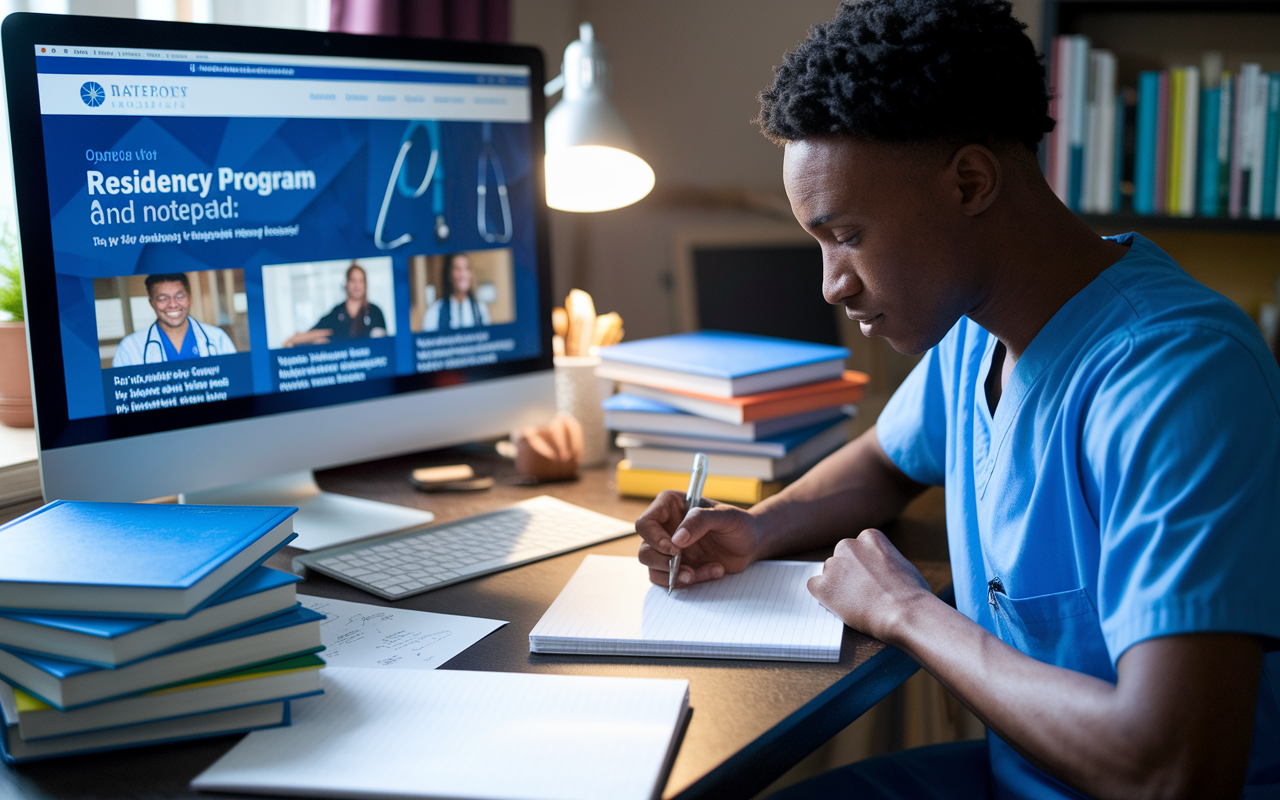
(635, 490), (761, 589)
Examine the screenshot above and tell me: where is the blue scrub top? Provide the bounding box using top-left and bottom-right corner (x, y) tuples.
(158, 321), (200, 361)
(877, 233), (1280, 798)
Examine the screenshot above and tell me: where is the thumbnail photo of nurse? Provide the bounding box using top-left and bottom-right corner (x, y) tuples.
(262, 257), (397, 349)
(95, 271), (247, 368)
(410, 248), (516, 333)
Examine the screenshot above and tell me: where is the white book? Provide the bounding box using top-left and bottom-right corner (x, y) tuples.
(623, 419), (848, 480)
(615, 412), (852, 458)
(191, 667), (690, 800)
(1, 698), (288, 764)
(1243, 64), (1266, 218)
(1089, 50), (1117, 213)
(1179, 65), (1200, 217)
(530, 555), (844, 662)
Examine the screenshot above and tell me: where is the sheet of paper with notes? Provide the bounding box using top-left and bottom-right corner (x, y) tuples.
(529, 555), (844, 661)
(191, 667), (690, 800)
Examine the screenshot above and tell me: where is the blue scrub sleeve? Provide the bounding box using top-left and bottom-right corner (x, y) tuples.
(1085, 324), (1280, 661)
(876, 342), (949, 487)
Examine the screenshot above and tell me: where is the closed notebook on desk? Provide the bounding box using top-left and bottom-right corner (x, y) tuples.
(191, 667), (690, 800)
(530, 555), (844, 662)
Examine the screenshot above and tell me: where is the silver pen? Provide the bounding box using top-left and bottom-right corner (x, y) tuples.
(670, 452), (708, 595)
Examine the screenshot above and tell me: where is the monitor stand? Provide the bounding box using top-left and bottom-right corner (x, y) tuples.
(180, 470), (434, 552)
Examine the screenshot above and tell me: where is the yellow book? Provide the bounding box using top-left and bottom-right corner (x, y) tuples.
(1167, 68), (1184, 214)
(615, 460), (781, 505)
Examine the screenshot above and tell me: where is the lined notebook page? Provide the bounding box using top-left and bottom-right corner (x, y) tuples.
(529, 555), (844, 662)
(191, 667), (689, 800)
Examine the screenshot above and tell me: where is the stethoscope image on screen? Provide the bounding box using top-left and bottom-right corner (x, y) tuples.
(374, 119), (449, 251)
(141, 319), (217, 364)
(478, 121), (512, 244)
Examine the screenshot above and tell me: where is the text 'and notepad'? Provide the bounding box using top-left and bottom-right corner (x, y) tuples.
(529, 555), (844, 662)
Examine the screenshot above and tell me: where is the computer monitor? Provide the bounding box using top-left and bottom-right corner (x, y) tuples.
(2, 13), (556, 548)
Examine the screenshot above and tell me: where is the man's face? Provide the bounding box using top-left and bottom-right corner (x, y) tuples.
(148, 280), (191, 330)
(346, 269), (367, 303)
(783, 136), (983, 355)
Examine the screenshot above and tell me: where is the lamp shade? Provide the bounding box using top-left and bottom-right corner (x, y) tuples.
(544, 23), (654, 213)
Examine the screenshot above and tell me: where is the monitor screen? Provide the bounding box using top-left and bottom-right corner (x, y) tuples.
(7, 18), (552, 458)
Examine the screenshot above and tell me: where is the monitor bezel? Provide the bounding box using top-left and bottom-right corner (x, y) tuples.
(1, 12), (555, 453)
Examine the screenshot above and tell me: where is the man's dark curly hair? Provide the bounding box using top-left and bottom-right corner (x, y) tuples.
(756, 0), (1053, 152)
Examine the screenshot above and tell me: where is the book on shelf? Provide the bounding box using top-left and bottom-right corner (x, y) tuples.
(1199, 65), (1223, 218)
(603, 392), (851, 442)
(1048, 34), (1280, 223)
(616, 370), (867, 425)
(595, 331), (848, 398)
(0, 500), (298, 618)
(615, 460), (781, 505)
(615, 411), (853, 459)
(1265, 74), (1280, 219)
(622, 417), (849, 481)
(0, 606), (324, 710)
(1, 696), (290, 764)
(0, 566), (301, 667)
(1, 653), (322, 741)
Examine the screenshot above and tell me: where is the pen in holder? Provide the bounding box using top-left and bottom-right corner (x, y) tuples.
(553, 355), (613, 468)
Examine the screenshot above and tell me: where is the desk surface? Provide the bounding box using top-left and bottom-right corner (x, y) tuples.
(0, 447), (949, 800)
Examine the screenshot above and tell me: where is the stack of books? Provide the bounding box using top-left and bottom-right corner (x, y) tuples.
(1048, 34), (1280, 221)
(0, 500), (326, 763)
(597, 331), (866, 504)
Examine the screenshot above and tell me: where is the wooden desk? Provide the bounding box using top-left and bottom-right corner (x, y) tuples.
(0, 447), (950, 800)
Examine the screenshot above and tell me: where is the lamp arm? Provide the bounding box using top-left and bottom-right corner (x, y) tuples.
(544, 74), (565, 97)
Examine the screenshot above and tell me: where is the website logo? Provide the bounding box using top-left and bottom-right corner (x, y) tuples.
(80, 81), (105, 107)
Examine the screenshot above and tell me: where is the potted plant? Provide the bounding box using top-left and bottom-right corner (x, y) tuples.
(0, 225), (32, 427)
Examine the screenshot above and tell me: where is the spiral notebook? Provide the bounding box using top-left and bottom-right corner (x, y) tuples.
(529, 555), (844, 662)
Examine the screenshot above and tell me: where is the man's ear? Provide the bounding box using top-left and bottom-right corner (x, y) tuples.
(950, 144), (1002, 217)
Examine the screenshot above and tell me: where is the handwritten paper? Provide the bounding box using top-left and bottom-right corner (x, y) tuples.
(529, 555), (844, 662)
(299, 595), (505, 669)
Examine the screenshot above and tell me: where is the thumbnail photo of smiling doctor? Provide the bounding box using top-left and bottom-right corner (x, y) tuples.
(409, 249), (515, 333)
(262, 257), (397, 349)
(97, 271), (246, 368)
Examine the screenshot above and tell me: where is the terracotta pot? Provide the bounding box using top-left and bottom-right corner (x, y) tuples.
(0, 321), (34, 427)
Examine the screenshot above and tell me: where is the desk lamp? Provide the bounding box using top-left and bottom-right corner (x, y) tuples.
(543, 23), (654, 212)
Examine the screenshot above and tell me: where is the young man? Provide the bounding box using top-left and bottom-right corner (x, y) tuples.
(635, 1), (1280, 797)
(112, 273), (236, 366)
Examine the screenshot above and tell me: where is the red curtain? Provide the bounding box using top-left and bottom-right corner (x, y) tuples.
(329, 0), (509, 42)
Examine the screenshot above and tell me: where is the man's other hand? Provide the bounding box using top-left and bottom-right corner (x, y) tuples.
(635, 490), (760, 588)
(807, 528), (933, 642)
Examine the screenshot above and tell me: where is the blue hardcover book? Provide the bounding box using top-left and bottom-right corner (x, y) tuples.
(596, 332), (849, 398)
(0, 606), (324, 710)
(0, 567), (301, 667)
(617, 413), (852, 459)
(1134, 71), (1161, 214)
(1263, 74), (1280, 217)
(1199, 85), (1222, 217)
(0, 501), (297, 618)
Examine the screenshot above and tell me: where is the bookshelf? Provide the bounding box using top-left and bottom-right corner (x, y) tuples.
(1044, 0), (1280, 320)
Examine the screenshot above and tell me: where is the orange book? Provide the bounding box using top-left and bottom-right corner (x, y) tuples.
(618, 371), (868, 424)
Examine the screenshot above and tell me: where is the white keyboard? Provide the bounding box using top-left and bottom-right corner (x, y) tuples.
(293, 496), (636, 601)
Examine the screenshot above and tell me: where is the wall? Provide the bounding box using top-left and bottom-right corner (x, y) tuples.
(512, 0), (1043, 390)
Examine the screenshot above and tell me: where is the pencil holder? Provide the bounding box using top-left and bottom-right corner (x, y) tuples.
(553, 355), (612, 468)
